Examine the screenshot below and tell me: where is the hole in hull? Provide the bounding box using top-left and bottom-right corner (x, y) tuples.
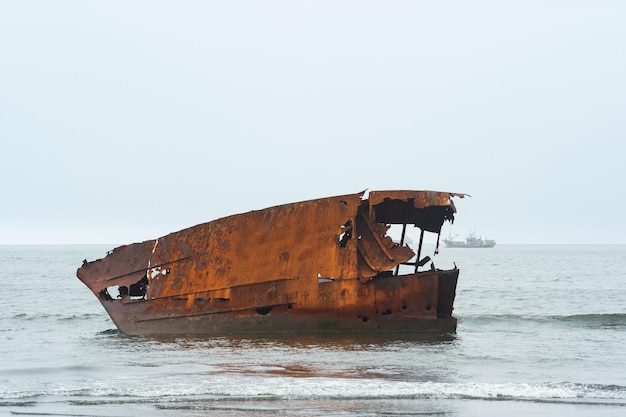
(256, 307), (273, 316)
(339, 220), (353, 248)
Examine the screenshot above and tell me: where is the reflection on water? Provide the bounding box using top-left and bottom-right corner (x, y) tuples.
(142, 331), (458, 349)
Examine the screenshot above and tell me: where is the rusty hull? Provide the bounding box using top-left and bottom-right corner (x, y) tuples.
(77, 190), (464, 335)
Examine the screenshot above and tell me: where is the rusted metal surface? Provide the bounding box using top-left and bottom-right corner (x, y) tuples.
(77, 190), (465, 335)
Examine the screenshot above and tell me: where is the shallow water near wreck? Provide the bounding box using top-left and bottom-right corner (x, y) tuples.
(1, 244), (626, 416)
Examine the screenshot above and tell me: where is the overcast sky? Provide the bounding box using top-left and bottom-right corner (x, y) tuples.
(1, 1), (625, 245)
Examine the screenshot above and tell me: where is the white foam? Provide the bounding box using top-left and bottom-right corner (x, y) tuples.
(5, 377), (621, 401)
(3, 368), (626, 403)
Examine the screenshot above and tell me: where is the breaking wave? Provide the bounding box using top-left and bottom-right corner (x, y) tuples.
(463, 313), (626, 328)
(558, 313), (626, 328)
(3, 379), (626, 404)
(6, 312), (103, 322)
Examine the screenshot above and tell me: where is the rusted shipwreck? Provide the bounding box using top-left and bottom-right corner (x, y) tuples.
(77, 190), (465, 336)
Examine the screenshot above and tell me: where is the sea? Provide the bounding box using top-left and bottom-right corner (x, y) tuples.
(1, 244), (625, 417)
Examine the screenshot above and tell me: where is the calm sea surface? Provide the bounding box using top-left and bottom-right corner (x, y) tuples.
(1, 244), (625, 416)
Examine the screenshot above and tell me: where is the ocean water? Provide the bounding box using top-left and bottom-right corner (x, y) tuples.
(1, 244), (625, 416)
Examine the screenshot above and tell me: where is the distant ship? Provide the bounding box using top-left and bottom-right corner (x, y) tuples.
(443, 231), (495, 248)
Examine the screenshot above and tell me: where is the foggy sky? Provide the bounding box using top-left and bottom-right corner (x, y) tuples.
(1, 1), (625, 245)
